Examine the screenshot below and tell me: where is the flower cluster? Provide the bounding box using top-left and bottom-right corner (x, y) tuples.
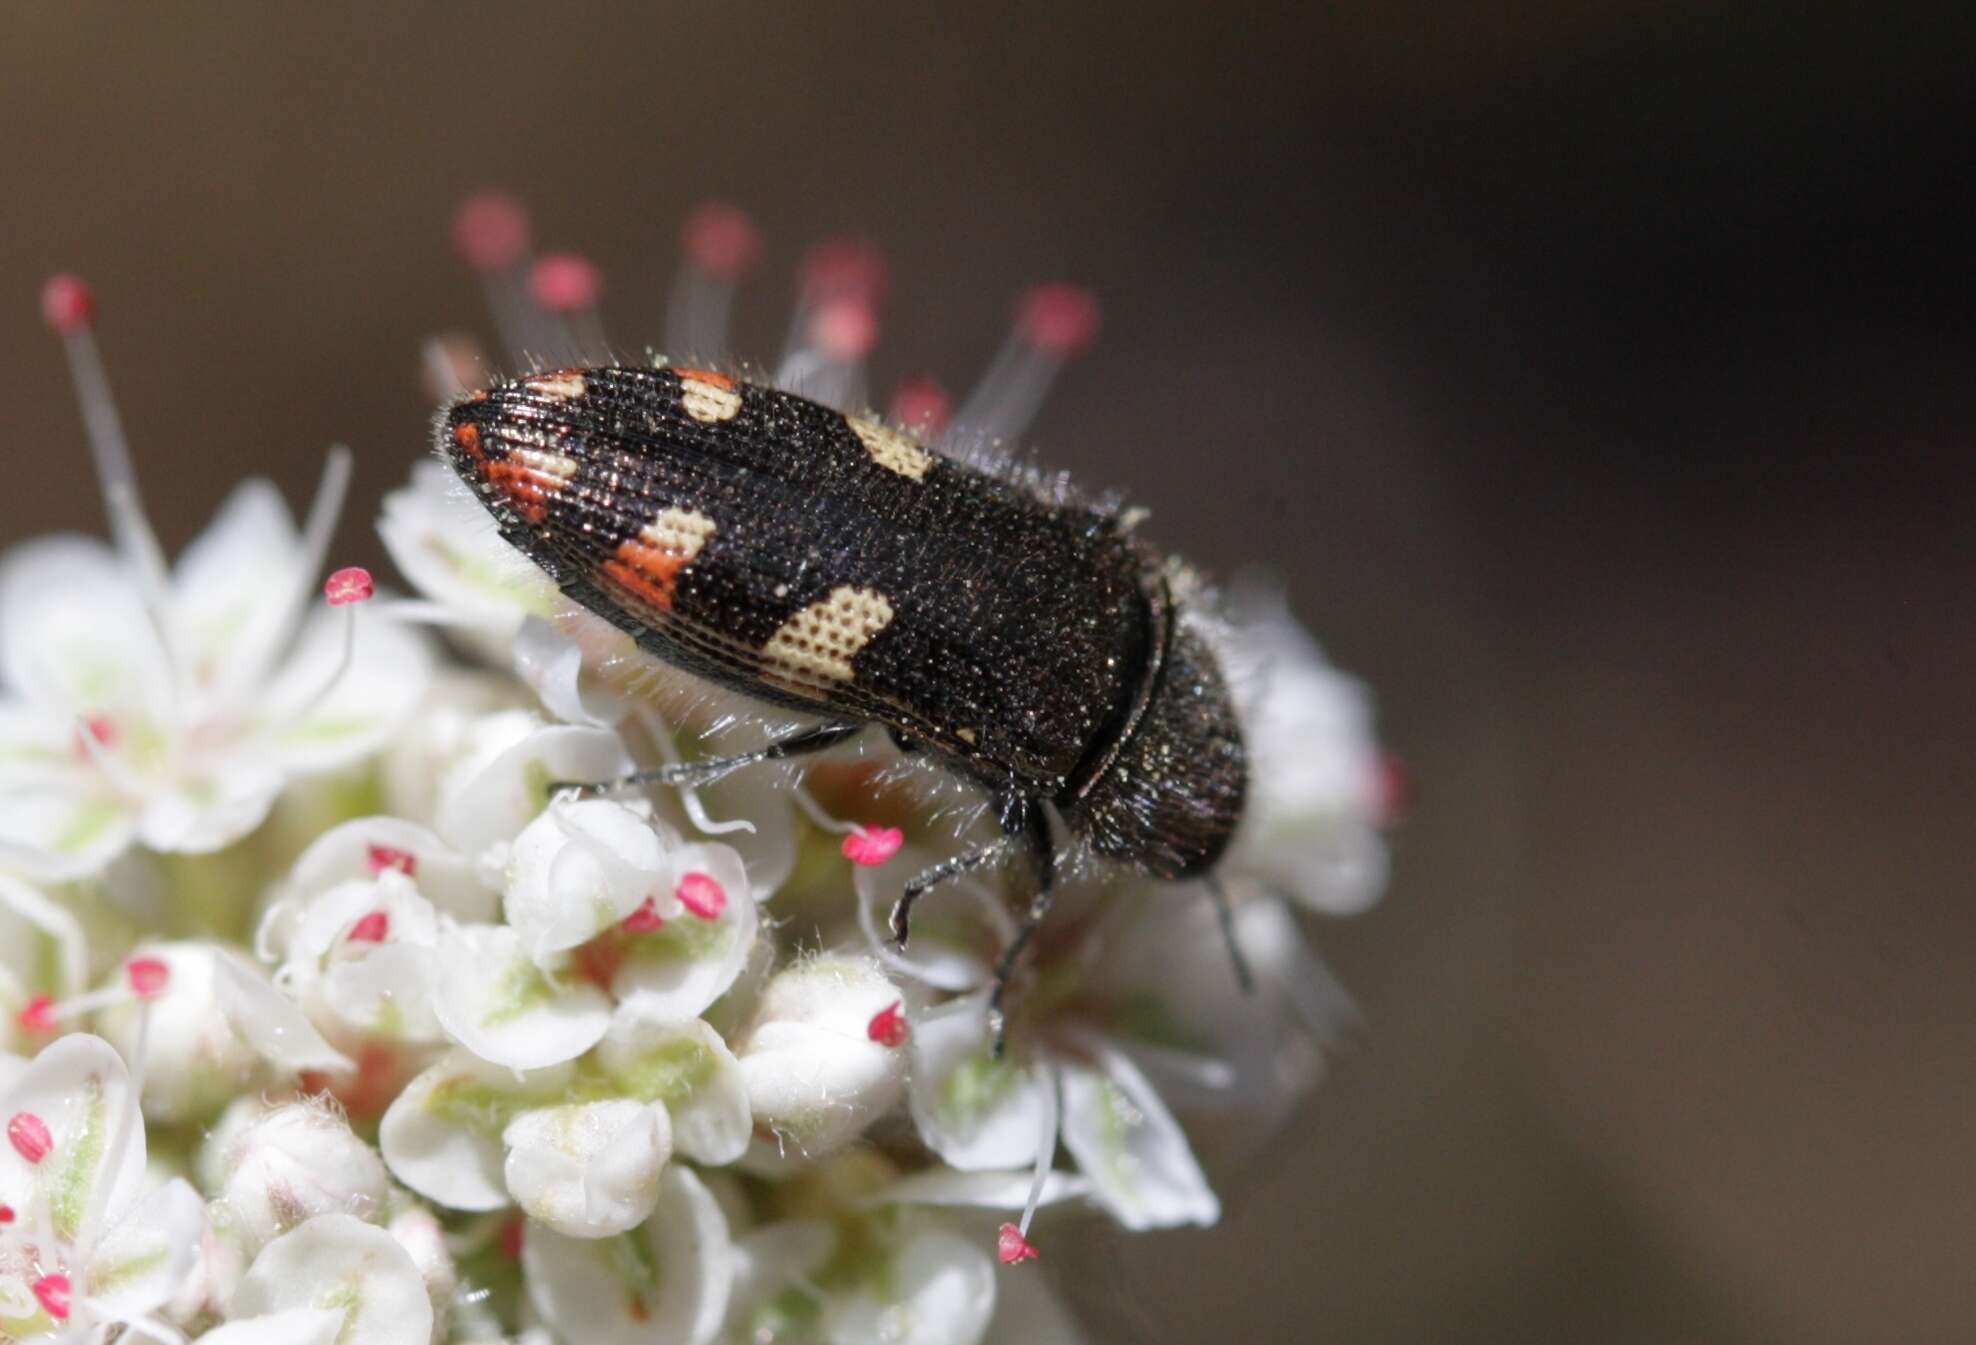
(0, 197), (1396, 1344)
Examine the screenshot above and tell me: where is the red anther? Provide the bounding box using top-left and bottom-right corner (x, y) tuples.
(572, 935), (628, 989)
(809, 298), (879, 361)
(528, 253), (603, 314)
(452, 191), (532, 272)
(674, 872), (727, 921)
(80, 715), (117, 750)
(866, 1001), (908, 1048)
(40, 274), (95, 334)
(0, 1203), (14, 1223)
(996, 1222), (1040, 1265)
(366, 844), (418, 877)
(889, 375), (953, 440)
(620, 896), (665, 934)
(31, 1273), (70, 1320)
(347, 910), (391, 944)
(126, 956), (170, 998)
(498, 1216), (526, 1260)
(1016, 283), (1100, 358)
(16, 995), (56, 1034)
(324, 566), (375, 606)
(841, 825), (903, 867)
(799, 237), (888, 308)
(1374, 750), (1410, 827)
(681, 201), (762, 280)
(8, 1112), (53, 1164)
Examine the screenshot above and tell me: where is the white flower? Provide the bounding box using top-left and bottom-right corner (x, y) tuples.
(226, 1214), (433, 1345)
(522, 1165), (733, 1345)
(1224, 588), (1393, 915)
(732, 955), (908, 1158)
(207, 1100), (391, 1257)
(502, 1098), (672, 1237)
(94, 941), (265, 1123)
(0, 483), (433, 879)
(0, 1034), (205, 1341)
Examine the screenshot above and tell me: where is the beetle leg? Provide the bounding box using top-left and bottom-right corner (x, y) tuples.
(987, 805), (1057, 1058)
(552, 721), (862, 794)
(1203, 873), (1256, 994)
(888, 840), (1014, 947)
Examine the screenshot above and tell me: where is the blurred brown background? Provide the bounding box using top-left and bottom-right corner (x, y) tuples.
(3, 4), (1972, 1341)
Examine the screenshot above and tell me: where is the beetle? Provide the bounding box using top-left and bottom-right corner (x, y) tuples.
(442, 363), (1248, 1041)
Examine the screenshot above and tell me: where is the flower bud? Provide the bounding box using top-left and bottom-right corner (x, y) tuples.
(95, 941), (261, 1122)
(212, 1100), (391, 1255)
(502, 1098), (672, 1238)
(733, 956), (907, 1156)
(505, 799), (668, 963)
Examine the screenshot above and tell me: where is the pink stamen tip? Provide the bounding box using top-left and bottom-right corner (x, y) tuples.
(674, 872), (728, 921)
(997, 1223), (1040, 1265)
(889, 375), (953, 439)
(867, 1001), (909, 1048)
(324, 566), (375, 606)
(347, 910), (391, 944)
(809, 298), (880, 361)
(841, 825), (903, 867)
(8, 1112), (53, 1165)
(620, 896), (665, 935)
(31, 1273), (70, 1321)
(528, 253), (603, 314)
(1374, 751), (1410, 827)
(366, 843), (418, 877)
(40, 274), (96, 335)
(16, 995), (56, 1034)
(126, 956), (170, 999)
(81, 714), (117, 749)
(452, 191), (532, 272)
(800, 237), (888, 308)
(681, 201), (762, 280)
(0, 1203), (14, 1223)
(1017, 283), (1101, 357)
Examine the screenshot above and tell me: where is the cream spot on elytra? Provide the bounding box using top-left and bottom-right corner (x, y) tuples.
(525, 372), (587, 401)
(761, 587), (895, 683)
(847, 415), (934, 480)
(679, 371), (742, 423)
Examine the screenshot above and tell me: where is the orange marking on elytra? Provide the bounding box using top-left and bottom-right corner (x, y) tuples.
(602, 538), (693, 611)
(487, 460), (555, 523)
(673, 367), (735, 390)
(453, 421), (485, 462)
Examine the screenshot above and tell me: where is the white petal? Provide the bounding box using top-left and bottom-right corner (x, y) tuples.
(687, 769), (798, 899)
(0, 535), (168, 717)
(522, 1166), (733, 1345)
(820, 1223), (996, 1345)
(195, 1307), (345, 1345)
(726, 1218), (835, 1334)
(502, 1099), (671, 1238)
(258, 604), (435, 774)
(322, 942), (442, 1043)
(169, 478), (303, 703)
(435, 722), (633, 875)
(505, 800), (667, 964)
(876, 1167), (1090, 1212)
(907, 996), (1049, 1172)
(610, 844), (756, 1022)
(1058, 1052), (1219, 1230)
(981, 1264), (1090, 1345)
(380, 1052), (570, 1212)
(132, 759), (282, 855)
(376, 459), (557, 639)
(0, 783), (135, 882)
(596, 1012), (750, 1166)
(432, 924), (611, 1070)
(734, 957), (907, 1157)
(287, 815), (490, 924)
(86, 1175), (205, 1318)
(0, 1033), (147, 1240)
(231, 1213), (434, 1345)
(514, 615), (625, 727)
(214, 1102), (391, 1254)
(215, 952), (354, 1075)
